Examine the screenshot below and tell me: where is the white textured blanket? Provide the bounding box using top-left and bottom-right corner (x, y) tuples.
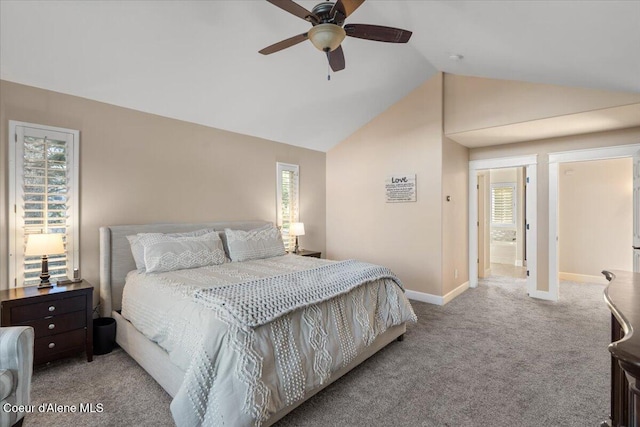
(121, 255), (417, 427)
(194, 260), (406, 328)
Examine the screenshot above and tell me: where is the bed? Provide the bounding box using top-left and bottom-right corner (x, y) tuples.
(99, 220), (416, 426)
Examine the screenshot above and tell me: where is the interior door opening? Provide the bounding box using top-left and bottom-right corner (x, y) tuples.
(478, 167), (527, 280)
(469, 155), (537, 297)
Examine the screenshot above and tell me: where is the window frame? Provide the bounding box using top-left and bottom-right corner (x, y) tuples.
(490, 182), (516, 228)
(8, 120), (80, 288)
(276, 162), (300, 252)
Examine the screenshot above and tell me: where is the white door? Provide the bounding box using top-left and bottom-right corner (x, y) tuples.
(633, 150), (640, 272)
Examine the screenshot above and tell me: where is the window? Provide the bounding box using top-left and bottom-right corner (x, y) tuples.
(276, 162), (299, 252)
(491, 183), (516, 227)
(8, 121), (79, 288)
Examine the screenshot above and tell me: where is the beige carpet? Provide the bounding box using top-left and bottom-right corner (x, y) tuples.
(26, 276), (610, 426)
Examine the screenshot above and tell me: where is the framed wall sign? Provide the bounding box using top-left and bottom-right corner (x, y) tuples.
(385, 173), (416, 203)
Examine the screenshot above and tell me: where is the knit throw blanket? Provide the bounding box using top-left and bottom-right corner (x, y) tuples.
(193, 259), (405, 328)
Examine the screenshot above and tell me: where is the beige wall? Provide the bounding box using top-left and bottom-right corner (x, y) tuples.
(444, 74), (640, 135)
(559, 158), (633, 280)
(326, 73), (446, 296)
(442, 138), (469, 294)
(0, 80), (326, 298)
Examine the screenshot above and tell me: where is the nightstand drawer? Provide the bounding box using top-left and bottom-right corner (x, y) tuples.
(25, 310), (86, 338)
(11, 295), (85, 323)
(34, 329), (86, 363)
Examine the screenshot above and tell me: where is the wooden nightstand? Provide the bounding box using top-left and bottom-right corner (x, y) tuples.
(293, 250), (322, 258)
(0, 281), (93, 365)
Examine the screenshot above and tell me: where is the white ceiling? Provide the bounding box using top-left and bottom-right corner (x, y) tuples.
(1, 1), (639, 152)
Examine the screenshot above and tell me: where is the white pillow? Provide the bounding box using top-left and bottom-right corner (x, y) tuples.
(225, 225), (286, 262)
(138, 231), (225, 273)
(127, 228), (213, 272)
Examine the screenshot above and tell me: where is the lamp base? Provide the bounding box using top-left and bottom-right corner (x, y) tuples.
(37, 282), (54, 289)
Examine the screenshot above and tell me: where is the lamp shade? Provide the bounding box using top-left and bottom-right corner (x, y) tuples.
(25, 233), (65, 256)
(308, 23), (346, 52)
(290, 223), (305, 236)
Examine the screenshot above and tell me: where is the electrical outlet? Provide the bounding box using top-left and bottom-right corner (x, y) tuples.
(454, 268), (458, 279)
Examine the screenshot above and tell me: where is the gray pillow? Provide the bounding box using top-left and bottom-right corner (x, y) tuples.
(139, 231), (225, 273)
(127, 228), (213, 272)
(225, 225), (286, 262)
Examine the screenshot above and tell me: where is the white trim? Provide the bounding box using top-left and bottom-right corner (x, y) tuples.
(406, 281), (470, 306)
(469, 155), (537, 294)
(549, 144), (640, 164)
(469, 154), (537, 171)
(469, 170), (478, 288)
(548, 143), (640, 302)
(8, 120), (80, 288)
(548, 162), (559, 301)
(524, 164), (538, 297)
(405, 289), (444, 305)
(276, 162), (300, 252)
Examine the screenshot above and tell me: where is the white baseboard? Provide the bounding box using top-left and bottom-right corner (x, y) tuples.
(559, 272), (608, 285)
(405, 289), (443, 305)
(406, 281), (470, 306)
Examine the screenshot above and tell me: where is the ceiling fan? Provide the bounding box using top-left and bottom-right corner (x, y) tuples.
(259, 0), (413, 73)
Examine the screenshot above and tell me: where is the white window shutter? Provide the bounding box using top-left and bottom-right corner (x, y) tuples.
(276, 163), (300, 252)
(491, 183), (516, 226)
(9, 121), (79, 287)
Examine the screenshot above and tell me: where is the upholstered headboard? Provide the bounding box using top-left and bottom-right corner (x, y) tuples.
(98, 220), (270, 316)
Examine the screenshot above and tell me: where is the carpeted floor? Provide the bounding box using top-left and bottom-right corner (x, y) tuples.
(26, 276), (610, 426)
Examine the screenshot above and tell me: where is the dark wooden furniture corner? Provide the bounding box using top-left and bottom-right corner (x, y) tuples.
(0, 281), (93, 365)
(293, 250), (322, 258)
(603, 270), (640, 427)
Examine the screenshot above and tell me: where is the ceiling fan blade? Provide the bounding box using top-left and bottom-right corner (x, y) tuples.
(331, 0), (365, 19)
(259, 33), (308, 55)
(327, 45), (346, 72)
(344, 24), (412, 43)
(266, 0), (318, 23)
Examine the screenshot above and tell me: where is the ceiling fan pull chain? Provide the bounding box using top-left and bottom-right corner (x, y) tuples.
(327, 61), (331, 81)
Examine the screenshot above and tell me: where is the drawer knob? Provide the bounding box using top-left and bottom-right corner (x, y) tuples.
(48, 305), (56, 312)
(48, 342), (55, 349)
(48, 323), (55, 330)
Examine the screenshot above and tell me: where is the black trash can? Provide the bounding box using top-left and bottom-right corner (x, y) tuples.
(93, 317), (116, 355)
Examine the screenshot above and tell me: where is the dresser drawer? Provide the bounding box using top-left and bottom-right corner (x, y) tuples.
(11, 295), (85, 323)
(24, 310), (86, 338)
(34, 329), (86, 363)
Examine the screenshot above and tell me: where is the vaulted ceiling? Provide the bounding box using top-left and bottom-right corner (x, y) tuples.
(1, 1), (639, 152)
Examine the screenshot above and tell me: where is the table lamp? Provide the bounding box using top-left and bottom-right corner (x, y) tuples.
(290, 222), (305, 254)
(25, 233), (65, 288)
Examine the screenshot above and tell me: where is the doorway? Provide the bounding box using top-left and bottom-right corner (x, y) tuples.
(487, 167), (527, 279)
(548, 143), (640, 300)
(469, 155), (537, 297)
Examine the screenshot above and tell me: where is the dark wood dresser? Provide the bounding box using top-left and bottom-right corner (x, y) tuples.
(0, 282), (93, 364)
(603, 270), (640, 427)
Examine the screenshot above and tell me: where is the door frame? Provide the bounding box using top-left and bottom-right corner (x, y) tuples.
(469, 155), (538, 296)
(548, 143), (640, 300)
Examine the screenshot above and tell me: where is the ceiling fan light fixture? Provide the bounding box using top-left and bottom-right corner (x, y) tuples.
(308, 23), (346, 52)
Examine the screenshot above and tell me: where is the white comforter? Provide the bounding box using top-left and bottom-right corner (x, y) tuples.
(121, 255), (416, 426)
